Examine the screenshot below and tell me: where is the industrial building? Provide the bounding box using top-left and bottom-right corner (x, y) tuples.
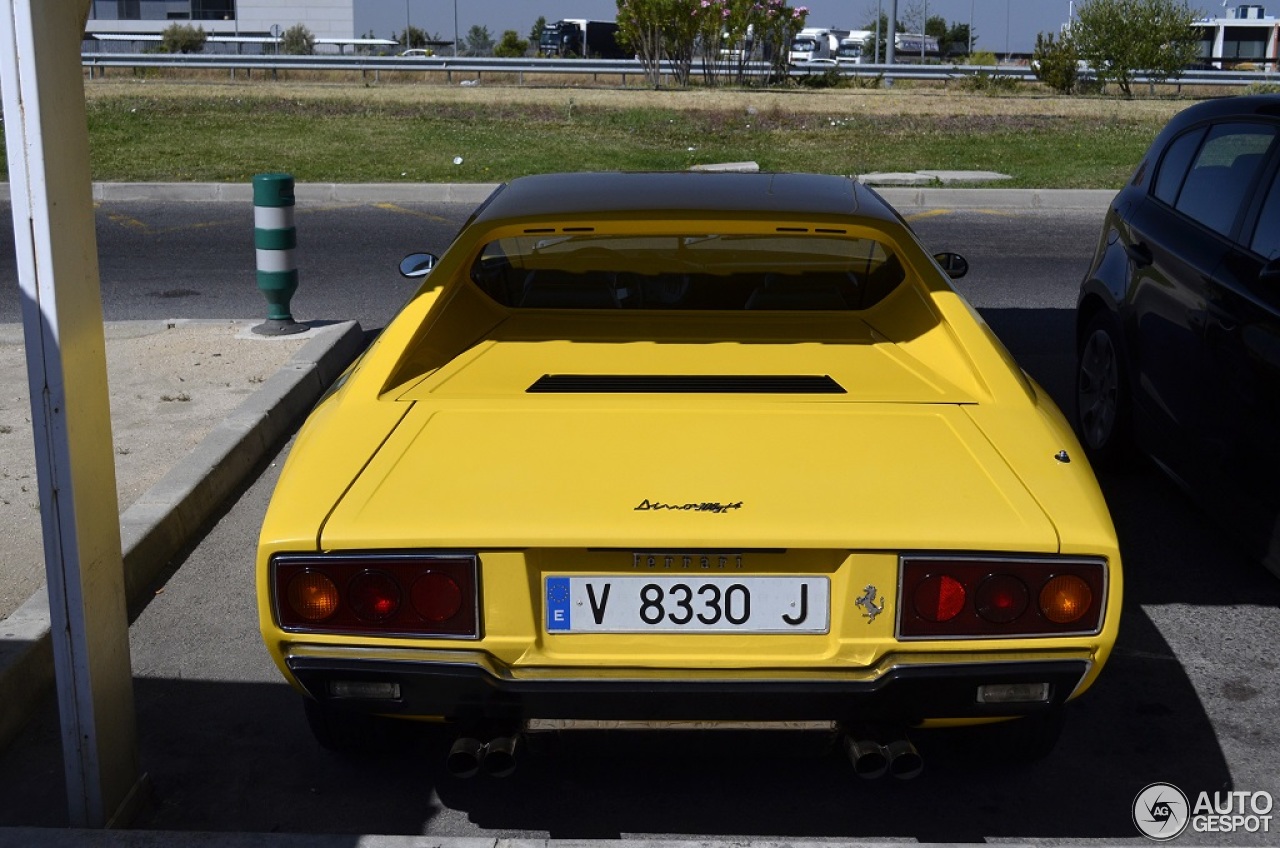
(83, 0), (384, 53)
(1194, 4), (1279, 69)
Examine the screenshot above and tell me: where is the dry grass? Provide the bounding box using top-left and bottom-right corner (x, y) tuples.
(83, 74), (1199, 120)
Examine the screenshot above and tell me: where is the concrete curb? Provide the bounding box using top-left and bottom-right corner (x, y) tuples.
(0, 320), (365, 752)
(12, 182), (1122, 212)
(0, 832), (1055, 848)
(875, 186), (1116, 211)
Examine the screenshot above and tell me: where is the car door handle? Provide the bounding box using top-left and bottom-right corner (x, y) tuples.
(1123, 241), (1153, 268)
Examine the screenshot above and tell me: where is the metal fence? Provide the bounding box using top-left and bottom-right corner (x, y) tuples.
(80, 52), (1280, 88)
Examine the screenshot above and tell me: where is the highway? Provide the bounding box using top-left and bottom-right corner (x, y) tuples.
(0, 199), (1277, 843)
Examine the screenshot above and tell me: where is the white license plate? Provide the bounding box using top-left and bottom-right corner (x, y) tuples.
(545, 576), (829, 633)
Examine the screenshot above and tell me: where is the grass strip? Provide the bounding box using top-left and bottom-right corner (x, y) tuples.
(71, 79), (1198, 188)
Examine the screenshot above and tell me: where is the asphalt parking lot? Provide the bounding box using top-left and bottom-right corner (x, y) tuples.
(0, 193), (1277, 844)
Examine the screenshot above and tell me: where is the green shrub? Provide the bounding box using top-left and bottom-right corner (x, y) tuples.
(160, 23), (206, 54)
(1033, 31), (1079, 94)
(280, 24), (316, 55)
(956, 71), (1020, 94)
(967, 50), (998, 66)
(796, 68), (843, 89)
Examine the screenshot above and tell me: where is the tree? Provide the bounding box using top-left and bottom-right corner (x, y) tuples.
(280, 23), (316, 55)
(398, 25), (429, 49)
(530, 16), (547, 45)
(1033, 31), (1080, 93)
(1071, 0), (1200, 96)
(945, 22), (972, 57)
(160, 23), (206, 54)
(494, 29), (529, 58)
(464, 24), (495, 56)
(616, 0), (666, 86)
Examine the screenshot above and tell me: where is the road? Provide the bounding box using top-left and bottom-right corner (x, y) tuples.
(0, 200), (1277, 843)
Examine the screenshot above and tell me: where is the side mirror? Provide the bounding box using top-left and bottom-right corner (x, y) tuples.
(399, 252), (439, 278)
(934, 252), (969, 280)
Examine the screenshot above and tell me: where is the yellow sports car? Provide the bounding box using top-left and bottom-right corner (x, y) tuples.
(256, 172), (1122, 780)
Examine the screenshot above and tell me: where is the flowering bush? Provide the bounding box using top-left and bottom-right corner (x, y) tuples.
(617, 0), (806, 86)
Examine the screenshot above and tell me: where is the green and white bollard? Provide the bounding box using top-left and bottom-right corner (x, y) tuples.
(252, 172), (307, 336)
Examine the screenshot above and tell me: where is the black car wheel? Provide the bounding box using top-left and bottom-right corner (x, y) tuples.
(1076, 311), (1133, 468)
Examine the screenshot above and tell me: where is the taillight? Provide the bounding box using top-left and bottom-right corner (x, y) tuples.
(287, 571), (340, 621)
(272, 553), (479, 638)
(913, 574), (966, 622)
(898, 556), (1106, 639)
(1039, 575), (1093, 624)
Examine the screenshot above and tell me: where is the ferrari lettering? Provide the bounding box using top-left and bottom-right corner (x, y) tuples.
(632, 553), (744, 570)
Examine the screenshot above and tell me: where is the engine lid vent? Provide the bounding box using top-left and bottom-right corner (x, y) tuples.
(526, 374), (847, 394)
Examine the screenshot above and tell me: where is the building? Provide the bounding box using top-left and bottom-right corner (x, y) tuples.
(83, 0), (389, 54)
(1193, 4), (1280, 70)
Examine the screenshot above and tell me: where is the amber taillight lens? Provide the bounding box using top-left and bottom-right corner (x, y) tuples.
(1040, 575), (1093, 624)
(273, 553), (479, 638)
(287, 571), (340, 622)
(898, 556), (1106, 639)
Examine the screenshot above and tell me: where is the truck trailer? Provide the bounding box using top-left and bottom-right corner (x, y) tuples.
(538, 19), (627, 58)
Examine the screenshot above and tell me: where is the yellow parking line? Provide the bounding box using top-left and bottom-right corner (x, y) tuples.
(904, 209), (952, 222)
(374, 202), (455, 224)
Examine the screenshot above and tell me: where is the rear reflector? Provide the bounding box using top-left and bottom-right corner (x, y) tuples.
(329, 680), (402, 701)
(976, 683), (1052, 704)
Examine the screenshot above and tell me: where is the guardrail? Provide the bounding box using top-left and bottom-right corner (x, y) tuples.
(80, 52), (1280, 88)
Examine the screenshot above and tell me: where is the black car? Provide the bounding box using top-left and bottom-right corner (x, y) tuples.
(1075, 94), (1280, 577)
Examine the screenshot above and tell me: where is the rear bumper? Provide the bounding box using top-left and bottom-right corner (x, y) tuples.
(286, 654), (1092, 724)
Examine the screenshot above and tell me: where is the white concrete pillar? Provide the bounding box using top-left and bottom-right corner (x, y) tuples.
(0, 0), (145, 828)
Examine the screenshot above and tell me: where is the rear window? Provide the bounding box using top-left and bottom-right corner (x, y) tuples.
(469, 234), (906, 311)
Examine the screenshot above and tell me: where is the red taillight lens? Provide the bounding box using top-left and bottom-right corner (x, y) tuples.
(1040, 575), (1093, 624)
(976, 574), (1029, 624)
(412, 571), (463, 622)
(913, 574), (967, 622)
(287, 571), (340, 621)
(899, 556), (1106, 638)
(272, 553), (478, 637)
(348, 570), (402, 622)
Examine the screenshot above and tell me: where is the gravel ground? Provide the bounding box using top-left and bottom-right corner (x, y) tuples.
(0, 319), (308, 621)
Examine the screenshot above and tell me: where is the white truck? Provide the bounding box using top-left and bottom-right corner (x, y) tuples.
(788, 27), (848, 64)
(836, 30), (874, 64)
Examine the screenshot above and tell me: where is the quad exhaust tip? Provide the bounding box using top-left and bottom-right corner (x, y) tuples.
(446, 735), (520, 779)
(844, 733), (923, 780)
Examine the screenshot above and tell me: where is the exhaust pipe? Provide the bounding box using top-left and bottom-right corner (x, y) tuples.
(446, 737), (485, 779)
(482, 735), (519, 778)
(885, 738), (923, 780)
(843, 737), (889, 779)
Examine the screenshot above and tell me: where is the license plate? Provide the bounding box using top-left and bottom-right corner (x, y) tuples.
(545, 576), (829, 633)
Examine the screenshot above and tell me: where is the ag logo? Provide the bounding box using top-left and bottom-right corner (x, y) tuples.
(1133, 782), (1190, 841)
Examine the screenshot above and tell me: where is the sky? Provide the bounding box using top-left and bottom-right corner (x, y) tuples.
(355, 0), (1217, 55)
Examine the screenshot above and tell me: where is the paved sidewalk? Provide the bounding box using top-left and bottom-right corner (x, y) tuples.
(0, 318), (365, 752)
